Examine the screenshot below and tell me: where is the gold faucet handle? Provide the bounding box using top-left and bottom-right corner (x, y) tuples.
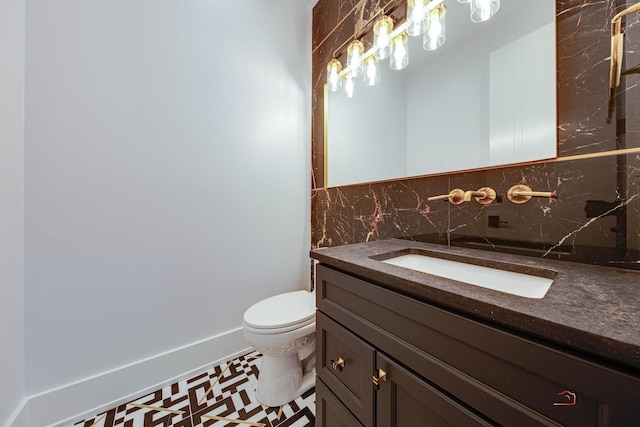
(463, 187), (496, 204)
(427, 188), (465, 205)
(507, 185), (556, 204)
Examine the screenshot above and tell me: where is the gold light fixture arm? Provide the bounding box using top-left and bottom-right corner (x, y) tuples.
(607, 2), (640, 123)
(507, 185), (556, 204)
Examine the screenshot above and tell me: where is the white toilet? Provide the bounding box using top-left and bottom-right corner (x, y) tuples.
(242, 290), (316, 407)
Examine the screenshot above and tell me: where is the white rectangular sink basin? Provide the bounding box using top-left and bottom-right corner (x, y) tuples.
(381, 253), (554, 299)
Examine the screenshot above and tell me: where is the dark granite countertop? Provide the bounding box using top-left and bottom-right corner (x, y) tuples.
(310, 239), (640, 372)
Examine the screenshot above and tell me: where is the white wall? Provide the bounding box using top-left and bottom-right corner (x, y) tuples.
(0, 0), (26, 423)
(25, 0), (311, 398)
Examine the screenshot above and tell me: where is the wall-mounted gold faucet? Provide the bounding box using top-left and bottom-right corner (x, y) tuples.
(507, 185), (556, 204)
(463, 187), (496, 205)
(427, 188), (465, 205)
(428, 187), (496, 205)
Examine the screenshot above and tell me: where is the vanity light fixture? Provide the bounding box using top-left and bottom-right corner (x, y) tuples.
(364, 56), (381, 86)
(407, 0), (429, 36)
(347, 40), (365, 77)
(424, 4), (446, 51)
(327, 59), (342, 92)
(390, 33), (410, 70)
(325, 0), (502, 98)
(374, 15), (394, 59)
(470, 0), (500, 23)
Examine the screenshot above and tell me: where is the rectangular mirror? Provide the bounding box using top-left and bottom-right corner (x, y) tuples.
(326, 0), (556, 188)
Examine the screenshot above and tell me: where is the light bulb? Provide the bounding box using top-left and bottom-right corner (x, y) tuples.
(347, 40), (364, 77)
(423, 5), (446, 51)
(471, 0), (500, 23)
(390, 33), (409, 70)
(407, 0), (428, 36)
(364, 56), (380, 86)
(374, 16), (394, 60)
(344, 73), (354, 98)
(326, 59), (342, 92)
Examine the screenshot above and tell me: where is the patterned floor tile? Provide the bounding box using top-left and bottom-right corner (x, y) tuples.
(72, 351), (315, 427)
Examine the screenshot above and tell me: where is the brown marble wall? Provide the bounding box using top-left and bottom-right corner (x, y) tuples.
(312, 0), (640, 269)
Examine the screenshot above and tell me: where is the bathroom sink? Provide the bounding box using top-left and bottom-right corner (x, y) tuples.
(379, 252), (555, 299)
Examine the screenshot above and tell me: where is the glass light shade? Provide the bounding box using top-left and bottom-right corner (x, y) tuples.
(344, 73), (355, 98)
(471, 0), (500, 23)
(390, 33), (409, 70)
(326, 59), (342, 92)
(407, 0), (428, 36)
(364, 56), (380, 86)
(423, 5), (446, 51)
(457, 0), (470, 3)
(347, 40), (364, 77)
(373, 16), (394, 60)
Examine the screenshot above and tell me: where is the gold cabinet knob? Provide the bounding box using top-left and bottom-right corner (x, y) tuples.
(331, 357), (345, 371)
(373, 368), (387, 388)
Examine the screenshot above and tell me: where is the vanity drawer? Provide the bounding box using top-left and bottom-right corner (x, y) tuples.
(316, 377), (364, 427)
(317, 311), (375, 427)
(317, 264), (640, 427)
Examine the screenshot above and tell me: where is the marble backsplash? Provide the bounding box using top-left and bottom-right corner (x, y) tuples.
(311, 0), (640, 269)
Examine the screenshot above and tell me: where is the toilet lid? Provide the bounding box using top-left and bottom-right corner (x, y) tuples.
(243, 290), (315, 330)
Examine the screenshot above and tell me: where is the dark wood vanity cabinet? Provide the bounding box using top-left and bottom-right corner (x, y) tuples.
(315, 264), (640, 427)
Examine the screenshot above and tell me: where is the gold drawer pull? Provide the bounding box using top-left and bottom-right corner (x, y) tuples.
(373, 369), (387, 388)
(331, 357), (345, 371)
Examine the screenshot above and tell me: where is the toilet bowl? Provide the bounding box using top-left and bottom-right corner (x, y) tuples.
(242, 290), (316, 407)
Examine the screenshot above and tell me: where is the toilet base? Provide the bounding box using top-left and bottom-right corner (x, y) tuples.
(254, 353), (316, 407)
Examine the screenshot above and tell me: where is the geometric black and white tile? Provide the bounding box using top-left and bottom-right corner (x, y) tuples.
(72, 350), (315, 427)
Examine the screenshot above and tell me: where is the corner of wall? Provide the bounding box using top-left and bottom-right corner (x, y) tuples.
(3, 400), (29, 427)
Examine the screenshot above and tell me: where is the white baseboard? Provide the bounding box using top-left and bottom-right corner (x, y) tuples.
(11, 327), (249, 427)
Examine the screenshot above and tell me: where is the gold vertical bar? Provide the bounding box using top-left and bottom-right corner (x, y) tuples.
(323, 83), (329, 188)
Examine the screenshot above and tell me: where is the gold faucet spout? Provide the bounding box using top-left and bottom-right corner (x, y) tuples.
(464, 187), (497, 205)
(463, 190), (485, 202)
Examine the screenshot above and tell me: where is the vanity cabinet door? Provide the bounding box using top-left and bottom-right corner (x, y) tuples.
(375, 353), (495, 427)
(316, 377), (364, 427)
(317, 311), (375, 427)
